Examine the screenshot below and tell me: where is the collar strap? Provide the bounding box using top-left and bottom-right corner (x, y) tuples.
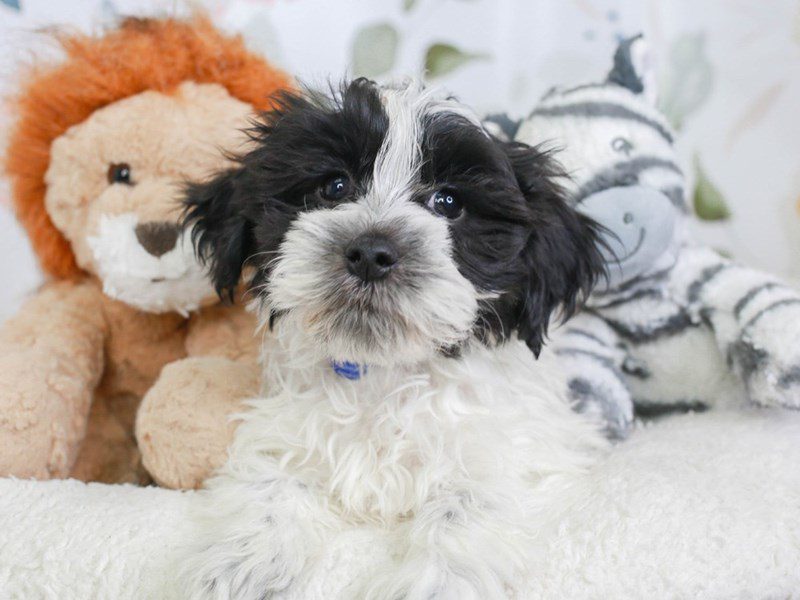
(330, 360), (368, 380)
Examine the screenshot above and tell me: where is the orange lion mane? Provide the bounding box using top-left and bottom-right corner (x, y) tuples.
(4, 16), (291, 279)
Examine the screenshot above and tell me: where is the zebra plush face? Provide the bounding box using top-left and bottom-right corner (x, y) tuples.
(516, 36), (685, 291)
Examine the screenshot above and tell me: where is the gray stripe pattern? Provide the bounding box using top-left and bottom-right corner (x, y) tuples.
(742, 298), (800, 331)
(591, 262), (675, 299)
(733, 282), (781, 319)
(575, 156), (683, 203)
(727, 297), (800, 384)
(687, 263), (730, 304)
(778, 366), (800, 390)
(599, 309), (696, 344)
(554, 347), (627, 386)
(558, 82), (615, 97)
(726, 338), (769, 382)
(529, 102), (674, 144)
(567, 378), (631, 440)
(662, 186), (689, 213)
(562, 327), (608, 347)
(635, 400), (708, 418)
(593, 287), (663, 310)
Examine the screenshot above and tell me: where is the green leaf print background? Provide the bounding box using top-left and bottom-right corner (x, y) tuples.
(2, 0), (800, 322)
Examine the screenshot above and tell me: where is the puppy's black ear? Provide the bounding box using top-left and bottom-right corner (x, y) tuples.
(504, 141), (606, 357)
(183, 167), (254, 301)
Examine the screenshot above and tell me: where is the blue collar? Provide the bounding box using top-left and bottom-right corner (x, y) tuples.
(330, 360), (368, 380)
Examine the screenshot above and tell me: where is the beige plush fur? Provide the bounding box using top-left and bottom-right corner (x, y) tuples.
(46, 82), (253, 273)
(0, 82), (258, 487)
(136, 356), (258, 489)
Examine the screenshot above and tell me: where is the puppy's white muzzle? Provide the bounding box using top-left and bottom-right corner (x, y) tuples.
(266, 200), (478, 366)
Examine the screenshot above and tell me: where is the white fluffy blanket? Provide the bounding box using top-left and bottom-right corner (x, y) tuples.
(2, 409), (799, 599)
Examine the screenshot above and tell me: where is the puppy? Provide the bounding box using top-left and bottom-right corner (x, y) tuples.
(179, 79), (607, 600)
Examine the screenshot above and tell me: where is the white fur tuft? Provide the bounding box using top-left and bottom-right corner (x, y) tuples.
(87, 213), (214, 315)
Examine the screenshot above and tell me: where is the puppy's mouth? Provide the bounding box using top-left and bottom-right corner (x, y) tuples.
(267, 273), (404, 328)
(267, 269), (474, 366)
(302, 278), (410, 334)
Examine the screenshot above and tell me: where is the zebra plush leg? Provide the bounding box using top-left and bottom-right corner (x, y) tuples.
(552, 312), (634, 439)
(679, 246), (800, 409)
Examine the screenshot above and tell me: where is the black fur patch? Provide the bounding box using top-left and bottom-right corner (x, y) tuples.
(416, 111), (604, 354)
(185, 79), (389, 296)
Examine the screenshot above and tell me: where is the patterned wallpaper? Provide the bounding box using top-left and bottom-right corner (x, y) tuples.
(1, 0), (799, 320)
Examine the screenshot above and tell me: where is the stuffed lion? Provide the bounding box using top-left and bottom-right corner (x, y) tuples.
(1, 16), (290, 487)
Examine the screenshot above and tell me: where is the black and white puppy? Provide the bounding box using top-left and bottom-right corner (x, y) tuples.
(179, 79), (606, 600)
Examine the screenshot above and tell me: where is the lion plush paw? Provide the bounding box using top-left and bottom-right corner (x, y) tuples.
(136, 356), (259, 489)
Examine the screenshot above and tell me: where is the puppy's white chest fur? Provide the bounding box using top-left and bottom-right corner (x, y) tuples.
(227, 321), (603, 525)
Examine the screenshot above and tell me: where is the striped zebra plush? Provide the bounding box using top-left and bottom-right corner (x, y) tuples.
(507, 36), (800, 438)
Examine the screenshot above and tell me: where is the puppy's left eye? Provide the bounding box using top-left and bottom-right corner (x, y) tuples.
(427, 190), (463, 219)
(319, 174), (352, 201)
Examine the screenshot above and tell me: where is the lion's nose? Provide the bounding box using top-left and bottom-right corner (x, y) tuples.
(134, 221), (179, 257)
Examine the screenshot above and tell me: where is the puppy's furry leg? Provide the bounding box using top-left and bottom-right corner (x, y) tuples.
(177, 468), (335, 600)
(364, 486), (528, 600)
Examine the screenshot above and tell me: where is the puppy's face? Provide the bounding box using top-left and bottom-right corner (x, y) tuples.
(185, 80), (603, 366)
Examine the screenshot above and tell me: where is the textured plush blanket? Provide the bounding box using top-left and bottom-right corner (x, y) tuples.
(2, 409), (799, 599)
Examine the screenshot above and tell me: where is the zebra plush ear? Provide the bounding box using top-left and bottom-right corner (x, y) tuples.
(482, 113), (522, 142)
(607, 34), (657, 105)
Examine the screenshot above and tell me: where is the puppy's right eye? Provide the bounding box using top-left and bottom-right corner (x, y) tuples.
(427, 189), (463, 219)
(319, 175), (351, 201)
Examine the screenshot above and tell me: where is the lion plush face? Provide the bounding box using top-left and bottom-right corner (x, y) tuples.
(45, 81), (252, 314)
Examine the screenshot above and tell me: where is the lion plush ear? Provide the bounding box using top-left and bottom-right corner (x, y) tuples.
(607, 34), (658, 105)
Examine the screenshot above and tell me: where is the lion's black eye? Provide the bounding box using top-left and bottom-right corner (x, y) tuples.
(427, 189), (463, 219)
(319, 174), (351, 201)
(107, 163), (133, 185)
(611, 137), (634, 156)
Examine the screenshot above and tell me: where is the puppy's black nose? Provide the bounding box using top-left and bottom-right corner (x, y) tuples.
(345, 234), (398, 282)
